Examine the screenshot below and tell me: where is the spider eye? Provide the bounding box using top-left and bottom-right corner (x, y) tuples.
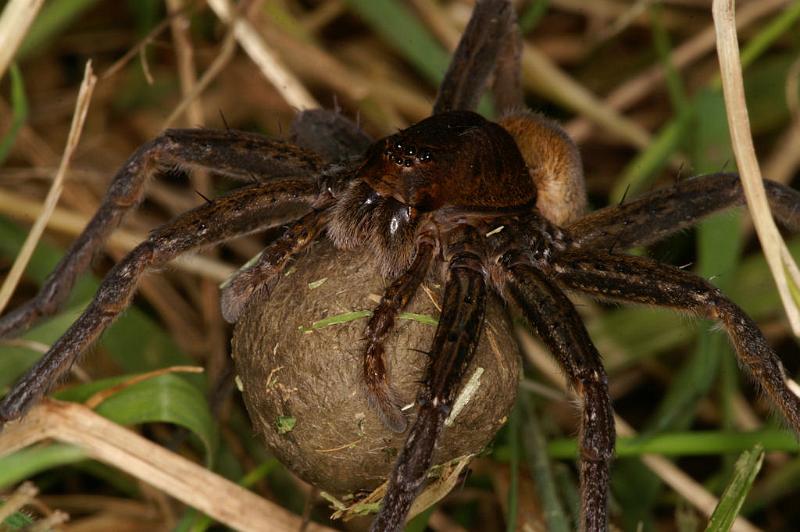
(418, 149), (432, 162)
(404, 146), (415, 156)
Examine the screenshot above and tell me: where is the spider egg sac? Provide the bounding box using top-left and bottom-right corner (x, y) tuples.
(231, 240), (520, 498)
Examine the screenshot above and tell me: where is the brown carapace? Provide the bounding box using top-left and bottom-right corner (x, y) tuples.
(2, 1), (800, 531)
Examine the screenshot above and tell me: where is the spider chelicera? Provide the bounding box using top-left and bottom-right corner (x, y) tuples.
(2, 1), (800, 530)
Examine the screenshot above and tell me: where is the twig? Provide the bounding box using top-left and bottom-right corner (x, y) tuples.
(0, 61), (96, 314)
(713, 0), (800, 335)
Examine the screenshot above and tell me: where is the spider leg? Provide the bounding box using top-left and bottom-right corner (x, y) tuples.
(0, 179), (321, 425)
(370, 232), (487, 532)
(433, 0), (519, 114)
(0, 129), (324, 339)
(363, 241), (435, 433)
(290, 109), (372, 162)
(552, 250), (800, 434)
(489, 2), (523, 115)
(220, 207), (331, 323)
(500, 260), (613, 532)
(568, 173), (800, 251)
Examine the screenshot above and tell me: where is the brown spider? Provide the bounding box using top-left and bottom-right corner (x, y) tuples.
(2, 1), (800, 530)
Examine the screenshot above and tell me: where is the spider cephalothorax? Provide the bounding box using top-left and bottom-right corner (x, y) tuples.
(2, 1), (800, 531)
(328, 111), (537, 278)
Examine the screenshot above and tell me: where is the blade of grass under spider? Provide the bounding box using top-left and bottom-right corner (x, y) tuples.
(505, 401), (520, 532)
(547, 430), (796, 459)
(646, 88), (740, 436)
(705, 444), (765, 532)
(519, 391), (571, 532)
(0, 64), (28, 166)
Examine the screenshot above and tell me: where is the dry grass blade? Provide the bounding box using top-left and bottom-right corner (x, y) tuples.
(206, 0), (319, 110)
(713, 0), (800, 336)
(166, 0), (204, 128)
(0, 189), (236, 282)
(0, 481), (37, 522)
(163, 29), (237, 129)
(0, 399), (336, 532)
(0, 61), (96, 315)
(522, 43), (651, 149)
(26, 509), (69, 531)
(0, 0), (45, 81)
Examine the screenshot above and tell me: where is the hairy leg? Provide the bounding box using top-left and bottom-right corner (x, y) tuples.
(433, 0), (519, 114)
(220, 207), (331, 323)
(290, 109), (372, 163)
(552, 250), (800, 435)
(568, 173), (800, 250)
(501, 260), (614, 532)
(371, 232), (486, 532)
(0, 130), (324, 339)
(490, 2), (523, 115)
(0, 179), (320, 425)
(363, 241), (435, 433)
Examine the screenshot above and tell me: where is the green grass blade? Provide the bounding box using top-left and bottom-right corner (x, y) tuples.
(0, 64), (28, 166)
(506, 401), (520, 532)
(344, 0), (449, 86)
(520, 393), (570, 532)
(0, 444), (88, 489)
(739, 2), (800, 69)
(610, 106), (693, 203)
(519, 0), (550, 33)
(1, 511), (35, 529)
(548, 431), (796, 459)
(705, 445), (765, 532)
(56, 373), (219, 464)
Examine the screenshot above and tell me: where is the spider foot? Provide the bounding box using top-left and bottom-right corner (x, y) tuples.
(365, 374), (408, 433)
(220, 270), (265, 324)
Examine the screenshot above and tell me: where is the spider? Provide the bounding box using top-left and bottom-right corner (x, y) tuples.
(1, 0), (800, 530)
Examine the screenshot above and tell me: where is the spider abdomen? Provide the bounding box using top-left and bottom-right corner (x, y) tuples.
(499, 111), (586, 225)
